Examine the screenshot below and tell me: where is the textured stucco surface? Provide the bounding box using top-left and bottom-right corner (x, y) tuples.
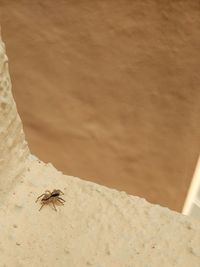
(0, 27), (200, 267)
(1, 159), (200, 267)
(1, 1), (200, 211)
(0, 36), (29, 197)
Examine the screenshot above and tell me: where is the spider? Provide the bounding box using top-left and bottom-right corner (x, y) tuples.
(36, 189), (65, 211)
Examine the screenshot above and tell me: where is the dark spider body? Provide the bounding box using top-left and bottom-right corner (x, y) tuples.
(36, 189), (65, 211)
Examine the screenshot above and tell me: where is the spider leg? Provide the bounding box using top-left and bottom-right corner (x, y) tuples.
(39, 203), (45, 211)
(57, 199), (64, 205)
(36, 194), (45, 203)
(58, 197), (65, 202)
(57, 190), (64, 195)
(52, 202), (57, 211)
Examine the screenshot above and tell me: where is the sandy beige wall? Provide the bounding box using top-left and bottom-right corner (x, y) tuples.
(0, 0), (200, 211)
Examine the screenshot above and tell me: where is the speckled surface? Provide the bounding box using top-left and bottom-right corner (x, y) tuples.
(0, 159), (200, 267)
(0, 17), (200, 267)
(1, 1), (200, 211)
(0, 36), (29, 197)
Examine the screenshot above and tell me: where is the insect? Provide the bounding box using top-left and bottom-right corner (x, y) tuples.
(36, 189), (65, 211)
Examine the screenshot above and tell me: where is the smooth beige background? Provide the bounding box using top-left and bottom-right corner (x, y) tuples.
(0, 0), (200, 211)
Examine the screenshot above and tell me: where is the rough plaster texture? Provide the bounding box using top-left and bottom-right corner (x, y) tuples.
(0, 35), (29, 197)
(1, 1), (200, 212)
(0, 33), (200, 267)
(1, 159), (200, 267)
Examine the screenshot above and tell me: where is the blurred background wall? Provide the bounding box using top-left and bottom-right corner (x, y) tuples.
(0, 0), (200, 211)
